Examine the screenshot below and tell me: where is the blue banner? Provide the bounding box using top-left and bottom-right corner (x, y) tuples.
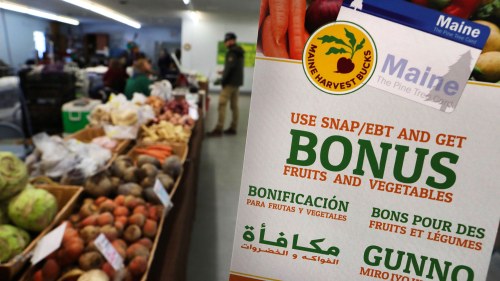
(342, 0), (490, 49)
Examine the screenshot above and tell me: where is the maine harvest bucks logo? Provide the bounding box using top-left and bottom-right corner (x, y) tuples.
(303, 21), (377, 95)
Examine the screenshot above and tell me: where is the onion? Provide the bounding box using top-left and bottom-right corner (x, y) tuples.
(305, 0), (343, 34)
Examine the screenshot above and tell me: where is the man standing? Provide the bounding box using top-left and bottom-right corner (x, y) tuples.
(208, 32), (245, 136)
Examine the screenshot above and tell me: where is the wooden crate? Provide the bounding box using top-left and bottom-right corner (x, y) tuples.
(0, 185), (83, 281)
(20, 206), (169, 281)
(127, 143), (188, 199)
(66, 127), (131, 155)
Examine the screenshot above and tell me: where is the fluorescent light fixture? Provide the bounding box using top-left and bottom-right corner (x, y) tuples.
(61, 0), (141, 29)
(183, 0), (191, 5)
(0, 1), (79, 25)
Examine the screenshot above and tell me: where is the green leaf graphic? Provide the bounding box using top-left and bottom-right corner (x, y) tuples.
(355, 38), (365, 52)
(344, 28), (356, 48)
(326, 47), (348, 55)
(318, 35), (349, 47)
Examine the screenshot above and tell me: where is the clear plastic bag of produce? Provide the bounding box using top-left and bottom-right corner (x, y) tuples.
(28, 133), (112, 180)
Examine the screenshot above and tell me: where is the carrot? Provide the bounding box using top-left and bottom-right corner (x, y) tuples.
(259, 0), (269, 29)
(269, 0), (289, 43)
(138, 151), (171, 160)
(145, 145), (172, 152)
(303, 30), (310, 44)
(288, 0), (307, 60)
(262, 16), (289, 59)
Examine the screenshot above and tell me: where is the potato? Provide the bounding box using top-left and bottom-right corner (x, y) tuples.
(474, 20), (500, 34)
(484, 30), (500, 53)
(474, 51), (500, 82)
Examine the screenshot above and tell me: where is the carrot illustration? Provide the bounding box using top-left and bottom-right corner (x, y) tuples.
(269, 0), (289, 43)
(259, 0), (269, 28)
(262, 16), (289, 59)
(288, 0), (307, 60)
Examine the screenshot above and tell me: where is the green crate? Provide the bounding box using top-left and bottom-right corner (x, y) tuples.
(62, 99), (101, 134)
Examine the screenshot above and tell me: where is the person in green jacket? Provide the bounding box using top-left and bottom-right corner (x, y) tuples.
(124, 58), (152, 99)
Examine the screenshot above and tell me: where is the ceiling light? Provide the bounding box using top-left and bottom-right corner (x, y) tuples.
(0, 1), (79, 25)
(61, 0), (141, 29)
(189, 10), (200, 23)
(183, 0), (191, 5)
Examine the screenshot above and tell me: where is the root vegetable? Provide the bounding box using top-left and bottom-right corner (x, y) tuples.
(99, 200), (116, 213)
(143, 219), (158, 238)
(140, 176), (156, 189)
(124, 225), (142, 243)
(114, 206), (130, 217)
(262, 16), (289, 59)
(97, 212), (114, 226)
(137, 155), (161, 168)
(305, 0), (342, 34)
(85, 173), (114, 198)
(80, 225), (100, 243)
(143, 188), (161, 204)
(42, 258), (60, 281)
(157, 173), (174, 192)
(162, 155), (183, 179)
(101, 225), (119, 241)
(137, 238), (153, 250)
(288, 0), (308, 60)
(126, 243), (150, 261)
(128, 256), (148, 277)
(79, 252), (105, 271)
(269, 0), (289, 43)
(123, 167), (139, 183)
(77, 269), (109, 281)
(117, 183), (142, 197)
(129, 213), (146, 227)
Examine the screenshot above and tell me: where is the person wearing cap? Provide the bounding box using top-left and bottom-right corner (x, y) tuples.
(208, 32), (245, 136)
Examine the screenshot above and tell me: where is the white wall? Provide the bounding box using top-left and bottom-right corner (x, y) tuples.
(181, 12), (259, 93)
(0, 10), (49, 70)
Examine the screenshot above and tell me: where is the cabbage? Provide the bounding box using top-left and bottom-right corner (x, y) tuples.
(0, 152), (28, 200)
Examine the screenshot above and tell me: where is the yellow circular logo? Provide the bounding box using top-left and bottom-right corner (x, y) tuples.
(303, 21), (377, 95)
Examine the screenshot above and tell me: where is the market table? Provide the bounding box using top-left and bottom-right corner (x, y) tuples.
(147, 116), (204, 281)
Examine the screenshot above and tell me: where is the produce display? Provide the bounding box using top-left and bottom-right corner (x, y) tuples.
(88, 94), (155, 140)
(29, 196), (164, 281)
(140, 121), (192, 144)
(258, 0), (500, 83)
(0, 154), (59, 264)
(7, 82), (200, 280)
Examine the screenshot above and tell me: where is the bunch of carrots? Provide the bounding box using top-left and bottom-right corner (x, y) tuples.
(134, 144), (173, 164)
(259, 0), (310, 60)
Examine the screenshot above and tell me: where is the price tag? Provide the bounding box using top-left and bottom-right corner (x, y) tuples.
(31, 222), (67, 265)
(94, 234), (124, 271)
(154, 178), (174, 211)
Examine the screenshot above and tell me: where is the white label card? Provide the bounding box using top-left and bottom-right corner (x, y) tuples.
(31, 222), (67, 265)
(154, 178), (174, 211)
(94, 234), (124, 271)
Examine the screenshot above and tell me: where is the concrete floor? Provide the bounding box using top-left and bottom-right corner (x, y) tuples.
(187, 93), (251, 281)
(186, 93), (500, 281)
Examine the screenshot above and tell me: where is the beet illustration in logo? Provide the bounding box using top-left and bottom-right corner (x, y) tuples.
(319, 28), (366, 74)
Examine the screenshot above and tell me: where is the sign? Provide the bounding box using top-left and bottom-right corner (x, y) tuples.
(94, 234), (124, 271)
(154, 178), (173, 210)
(31, 222), (67, 265)
(230, 1), (500, 280)
(217, 41), (257, 67)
